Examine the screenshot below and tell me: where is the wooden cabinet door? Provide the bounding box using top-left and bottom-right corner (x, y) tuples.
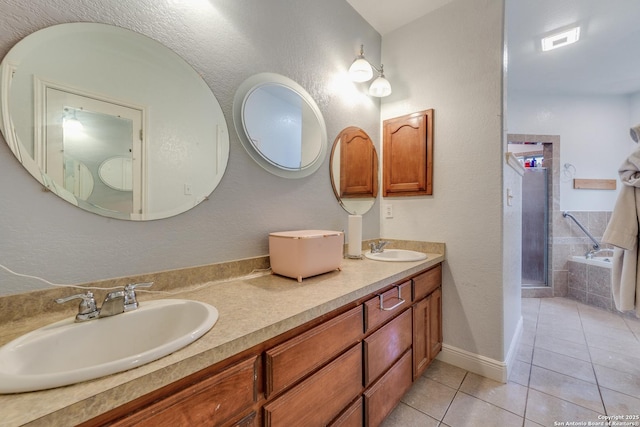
(338, 126), (378, 198)
(429, 287), (443, 359)
(413, 264), (441, 301)
(111, 356), (259, 427)
(263, 344), (363, 427)
(363, 350), (413, 427)
(265, 306), (363, 397)
(383, 109), (433, 197)
(329, 397), (363, 427)
(412, 296), (430, 379)
(364, 281), (411, 333)
(363, 309), (412, 386)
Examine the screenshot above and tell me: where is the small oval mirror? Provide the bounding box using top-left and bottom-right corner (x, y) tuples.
(233, 73), (327, 178)
(330, 127), (378, 214)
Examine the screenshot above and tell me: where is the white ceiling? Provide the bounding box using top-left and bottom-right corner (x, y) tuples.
(347, 0), (640, 96)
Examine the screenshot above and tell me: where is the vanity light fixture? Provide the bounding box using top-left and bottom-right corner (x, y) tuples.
(348, 45), (392, 97)
(541, 26), (580, 51)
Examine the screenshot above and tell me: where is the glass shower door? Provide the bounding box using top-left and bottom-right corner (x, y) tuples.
(522, 168), (548, 286)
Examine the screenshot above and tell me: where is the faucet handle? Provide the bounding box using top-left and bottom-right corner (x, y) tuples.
(123, 282), (153, 311)
(55, 291), (99, 322)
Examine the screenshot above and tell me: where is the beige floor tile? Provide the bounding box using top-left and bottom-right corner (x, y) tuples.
(624, 316), (640, 333)
(508, 359), (531, 387)
(380, 402), (440, 427)
(525, 389), (604, 426)
(601, 387), (640, 417)
(579, 305), (630, 330)
(524, 420), (545, 427)
(589, 346), (640, 376)
(529, 366), (604, 413)
(534, 335), (591, 362)
(401, 376), (456, 420)
(517, 343), (534, 363)
(532, 347), (596, 383)
(534, 323), (586, 345)
(459, 372), (527, 416)
(593, 364), (640, 398)
(585, 330), (640, 355)
(423, 360), (467, 389)
(442, 392), (523, 427)
(522, 297), (541, 314)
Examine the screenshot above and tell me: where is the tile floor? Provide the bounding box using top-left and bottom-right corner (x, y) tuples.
(382, 297), (640, 427)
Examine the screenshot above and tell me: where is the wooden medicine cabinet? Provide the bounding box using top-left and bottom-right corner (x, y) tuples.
(383, 109), (434, 197)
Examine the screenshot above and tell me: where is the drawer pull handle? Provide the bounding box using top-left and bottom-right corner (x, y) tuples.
(379, 286), (405, 311)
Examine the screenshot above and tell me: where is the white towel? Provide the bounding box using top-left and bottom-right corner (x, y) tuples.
(602, 147), (640, 317)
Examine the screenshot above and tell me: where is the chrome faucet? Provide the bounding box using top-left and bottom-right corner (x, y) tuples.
(585, 248), (614, 259)
(370, 240), (390, 253)
(56, 282), (153, 322)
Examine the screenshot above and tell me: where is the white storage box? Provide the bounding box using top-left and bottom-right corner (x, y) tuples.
(269, 230), (344, 282)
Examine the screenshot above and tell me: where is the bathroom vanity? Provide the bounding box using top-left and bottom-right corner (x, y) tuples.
(0, 244), (443, 427)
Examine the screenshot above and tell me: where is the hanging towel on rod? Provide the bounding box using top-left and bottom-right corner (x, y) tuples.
(602, 147), (640, 317)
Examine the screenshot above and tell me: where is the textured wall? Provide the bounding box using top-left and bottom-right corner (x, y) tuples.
(507, 92), (634, 211)
(0, 0), (382, 295)
(380, 0), (508, 362)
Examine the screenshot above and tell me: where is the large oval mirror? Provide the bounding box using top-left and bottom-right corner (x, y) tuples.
(0, 23), (229, 220)
(330, 127), (378, 214)
(233, 73), (327, 178)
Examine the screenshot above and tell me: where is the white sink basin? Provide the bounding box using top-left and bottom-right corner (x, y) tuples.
(365, 249), (428, 262)
(0, 299), (218, 394)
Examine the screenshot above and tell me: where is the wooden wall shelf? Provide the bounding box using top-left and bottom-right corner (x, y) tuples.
(573, 179), (616, 190)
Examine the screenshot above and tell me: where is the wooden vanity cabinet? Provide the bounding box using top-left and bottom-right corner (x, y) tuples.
(412, 265), (443, 379)
(85, 263), (442, 427)
(382, 109), (434, 197)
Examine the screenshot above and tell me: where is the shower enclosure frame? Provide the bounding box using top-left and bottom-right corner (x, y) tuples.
(508, 134), (560, 298)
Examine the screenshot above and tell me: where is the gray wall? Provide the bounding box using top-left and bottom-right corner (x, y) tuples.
(0, 0), (382, 295)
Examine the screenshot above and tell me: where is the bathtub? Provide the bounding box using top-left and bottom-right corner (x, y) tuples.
(570, 255), (612, 268)
(567, 255), (613, 311)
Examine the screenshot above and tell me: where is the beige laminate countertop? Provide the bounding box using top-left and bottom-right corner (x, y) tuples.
(1, 252), (444, 427)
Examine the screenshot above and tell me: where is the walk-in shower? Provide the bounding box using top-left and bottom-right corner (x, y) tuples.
(522, 168), (549, 286)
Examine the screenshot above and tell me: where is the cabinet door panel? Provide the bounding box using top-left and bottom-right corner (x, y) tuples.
(429, 287), (443, 359)
(263, 344), (363, 427)
(266, 306), (363, 397)
(413, 264), (441, 301)
(412, 296), (430, 379)
(382, 109), (433, 197)
(364, 281), (411, 332)
(363, 309), (412, 386)
(113, 356), (258, 427)
(329, 397), (363, 427)
(364, 350), (413, 427)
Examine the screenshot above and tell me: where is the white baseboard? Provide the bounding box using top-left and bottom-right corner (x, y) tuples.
(436, 317), (524, 383)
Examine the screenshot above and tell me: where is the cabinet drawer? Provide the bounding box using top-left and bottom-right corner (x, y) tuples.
(329, 397), (363, 427)
(263, 343), (363, 427)
(364, 281), (411, 332)
(363, 309), (412, 386)
(113, 356), (258, 427)
(265, 305), (363, 397)
(413, 264), (441, 301)
(364, 350), (413, 427)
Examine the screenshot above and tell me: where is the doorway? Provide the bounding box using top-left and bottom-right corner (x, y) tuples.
(38, 84), (145, 217)
(508, 134), (560, 298)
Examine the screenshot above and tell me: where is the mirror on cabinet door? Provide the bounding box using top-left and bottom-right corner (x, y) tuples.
(233, 73), (327, 179)
(0, 23), (229, 220)
(329, 127), (378, 215)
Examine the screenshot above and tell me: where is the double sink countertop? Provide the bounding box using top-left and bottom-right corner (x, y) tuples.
(0, 241), (444, 427)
